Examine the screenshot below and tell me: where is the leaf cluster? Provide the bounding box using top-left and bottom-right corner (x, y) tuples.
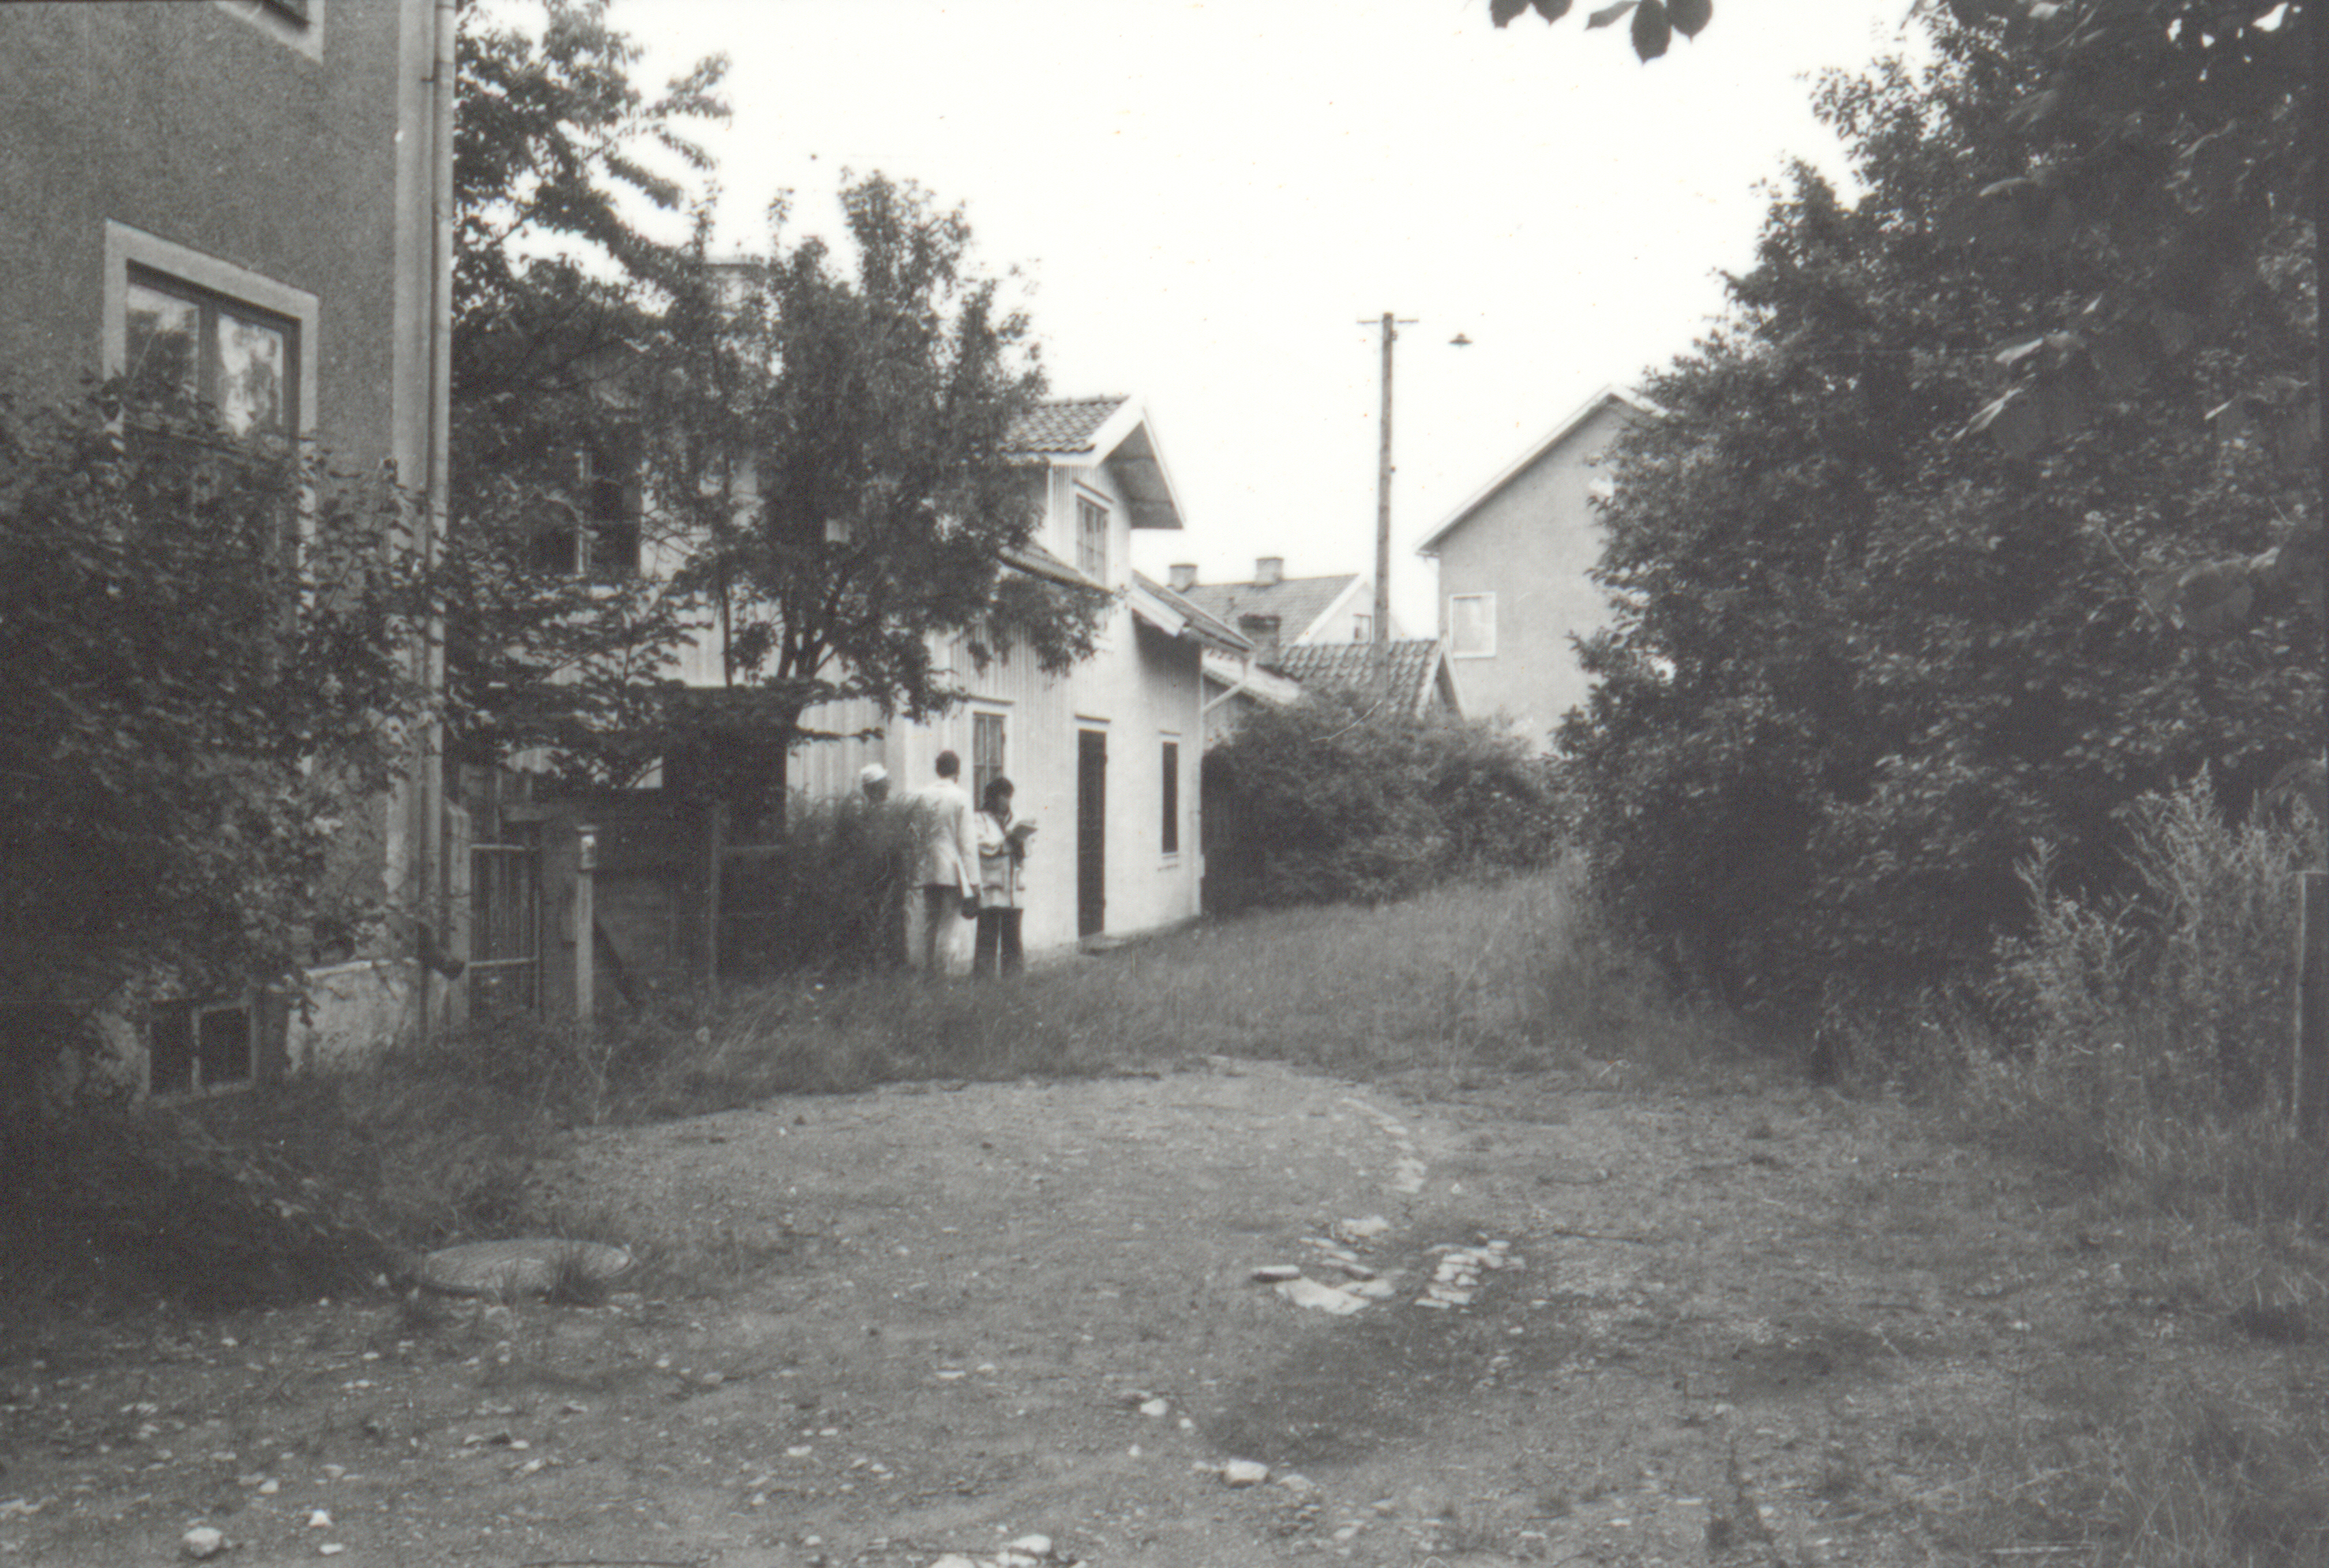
(0, 389), (430, 1006)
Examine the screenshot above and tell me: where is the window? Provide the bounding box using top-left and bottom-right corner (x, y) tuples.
(149, 999), (254, 1096)
(1352, 614), (1371, 642)
(532, 444), (641, 580)
(972, 712), (1006, 804)
(125, 268), (296, 438)
(106, 224), (318, 438)
(1077, 494), (1109, 582)
(1449, 592), (1497, 658)
(217, 1), (325, 61)
(1160, 740), (1180, 854)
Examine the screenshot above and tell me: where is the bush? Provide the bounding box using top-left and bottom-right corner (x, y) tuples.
(1936, 775), (2326, 1224)
(1207, 692), (1559, 909)
(0, 387), (425, 1010)
(721, 793), (918, 977)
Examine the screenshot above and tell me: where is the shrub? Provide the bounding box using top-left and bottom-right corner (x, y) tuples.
(1937, 775), (2327, 1224)
(1207, 691), (1558, 909)
(720, 793), (918, 978)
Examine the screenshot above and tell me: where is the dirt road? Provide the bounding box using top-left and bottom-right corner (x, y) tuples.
(1, 1057), (2315, 1566)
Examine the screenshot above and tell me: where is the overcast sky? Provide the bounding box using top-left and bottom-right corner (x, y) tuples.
(618, 0), (1926, 633)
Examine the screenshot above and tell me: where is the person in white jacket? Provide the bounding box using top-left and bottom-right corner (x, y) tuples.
(910, 751), (980, 975)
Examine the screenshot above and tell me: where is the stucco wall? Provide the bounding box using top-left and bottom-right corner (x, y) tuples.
(1, 1), (440, 1073)
(1435, 399), (1639, 752)
(0, 1), (434, 474)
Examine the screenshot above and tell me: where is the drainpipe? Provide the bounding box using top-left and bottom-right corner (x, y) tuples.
(419, 0), (457, 1034)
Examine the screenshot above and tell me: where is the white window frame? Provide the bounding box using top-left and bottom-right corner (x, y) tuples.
(148, 997), (258, 1098)
(1448, 592), (1497, 659)
(1075, 490), (1110, 585)
(971, 707), (1008, 806)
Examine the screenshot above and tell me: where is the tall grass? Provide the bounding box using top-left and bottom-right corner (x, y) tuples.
(661, 859), (1738, 1106)
(1958, 775), (2324, 1228)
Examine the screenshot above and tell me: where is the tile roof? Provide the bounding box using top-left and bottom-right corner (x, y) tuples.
(1272, 637), (1446, 711)
(1177, 573), (1360, 646)
(1008, 396), (1132, 455)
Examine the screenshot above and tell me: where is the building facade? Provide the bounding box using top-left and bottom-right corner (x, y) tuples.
(1415, 388), (1656, 753)
(1, 1), (455, 1085)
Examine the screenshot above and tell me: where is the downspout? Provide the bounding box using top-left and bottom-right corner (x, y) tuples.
(421, 0), (457, 1032)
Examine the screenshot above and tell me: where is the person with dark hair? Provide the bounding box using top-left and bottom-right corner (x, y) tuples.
(911, 750), (979, 976)
(972, 775), (1034, 978)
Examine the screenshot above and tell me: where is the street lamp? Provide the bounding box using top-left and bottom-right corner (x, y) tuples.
(1362, 313), (1471, 700)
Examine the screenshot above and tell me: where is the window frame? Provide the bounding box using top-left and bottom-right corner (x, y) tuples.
(105, 222), (319, 440)
(1075, 492), (1110, 584)
(1448, 592), (1497, 659)
(148, 997), (257, 1098)
(123, 265), (302, 442)
(971, 710), (1008, 806)
(1160, 737), (1181, 856)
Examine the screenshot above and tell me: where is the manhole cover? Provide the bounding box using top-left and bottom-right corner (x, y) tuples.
(417, 1239), (633, 1297)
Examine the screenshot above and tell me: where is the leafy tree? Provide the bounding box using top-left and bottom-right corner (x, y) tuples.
(655, 173), (1111, 820)
(1209, 693), (1559, 908)
(0, 391), (427, 1014)
(445, 0), (727, 781)
(1490, 0), (2321, 633)
(1559, 21), (2319, 1016)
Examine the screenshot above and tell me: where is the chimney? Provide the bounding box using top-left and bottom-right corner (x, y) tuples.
(1255, 556), (1284, 586)
(1167, 562), (1197, 592)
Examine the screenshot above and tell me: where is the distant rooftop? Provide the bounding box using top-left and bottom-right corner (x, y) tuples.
(1177, 571), (1362, 648)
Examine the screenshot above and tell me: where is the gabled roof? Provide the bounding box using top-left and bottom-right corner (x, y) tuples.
(1270, 637), (1462, 721)
(1415, 386), (1662, 557)
(1008, 395), (1185, 532)
(1177, 573), (1365, 646)
(1128, 571), (1252, 655)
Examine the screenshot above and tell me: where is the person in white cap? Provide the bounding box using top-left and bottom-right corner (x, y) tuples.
(851, 762), (906, 968)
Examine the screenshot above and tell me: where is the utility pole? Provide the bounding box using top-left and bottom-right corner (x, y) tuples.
(1371, 312), (1399, 701)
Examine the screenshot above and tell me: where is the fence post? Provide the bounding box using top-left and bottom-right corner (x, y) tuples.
(2298, 870), (2328, 1143)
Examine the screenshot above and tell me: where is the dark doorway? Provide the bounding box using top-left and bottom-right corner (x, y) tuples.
(1077, 727), (1107, 938)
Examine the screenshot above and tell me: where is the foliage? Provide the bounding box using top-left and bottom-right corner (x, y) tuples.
(654, 174), (1111, 802)
(1492, 0), (2322, 630)
(1993, 774), (2314, 1119)
(0, 389), (428, 1011)
(719, 794), (918, 978)
(446, 0), (726, 781)
(1559, 19), (2318, 1014)
(1207, 691), (1561, 908)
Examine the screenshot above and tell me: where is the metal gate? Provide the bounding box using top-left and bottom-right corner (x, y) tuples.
(469, 832), (541, 1014)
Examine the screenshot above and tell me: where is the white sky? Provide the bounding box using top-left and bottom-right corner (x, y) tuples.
(618, 0), (1925, 633)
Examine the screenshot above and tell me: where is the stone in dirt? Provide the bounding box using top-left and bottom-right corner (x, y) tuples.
(1337, 1215), (1392, 1242)
(1006, 1535), (1053, 1556)
(1276, 1277), (1369, 1315)
(181, 1525), (227, 1560)
(1222, 1458), (1272, 1486)
(1250, 1265), (1304, 1282)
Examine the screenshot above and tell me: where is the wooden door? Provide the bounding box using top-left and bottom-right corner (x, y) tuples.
(1077, 728), (1107, 938)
